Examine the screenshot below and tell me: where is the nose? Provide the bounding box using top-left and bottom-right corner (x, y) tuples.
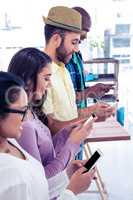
(74, 46), (79, 52)
(73, 44), (79, 53)
(47, 79), (52, 88)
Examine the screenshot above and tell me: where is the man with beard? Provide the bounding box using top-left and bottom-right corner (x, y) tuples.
(65, 7), (114, 160)
(66, 7), (114, 110)
(42, 6), (114, 133)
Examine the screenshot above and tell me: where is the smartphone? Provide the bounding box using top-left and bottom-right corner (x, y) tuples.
(84, 149), (102, 172)
(83, 113), (96, 126)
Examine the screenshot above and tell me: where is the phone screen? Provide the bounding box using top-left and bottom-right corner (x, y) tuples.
(84, 150), (102, 172)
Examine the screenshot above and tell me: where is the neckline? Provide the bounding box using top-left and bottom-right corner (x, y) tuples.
(0, 139), (28, 161)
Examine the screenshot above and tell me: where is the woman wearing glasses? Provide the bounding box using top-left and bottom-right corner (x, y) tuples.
(8, 48), (96, 180)
(0, 71), (95, 200)
(0, 71), (49, 199)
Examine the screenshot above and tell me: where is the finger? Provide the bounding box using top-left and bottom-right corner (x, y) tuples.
(104, 83), (115, 88)
(76, 167), (87, 175)
(105, 106), (114, 112)
(75, 160), (88, 166)
(84, 168), (96, 178)
(84, 115), (98, 127)
(71, 160), (89, 167)
(108, 84), (115, 88)
(98, 101), (108, 106)
(71, 124), (83, 130)
(95, 83), (103, 87)
(71, 160), (84, 167)
(104, 88), (110, 93)
(83, 160), (90, 165)
(70, 118), (87, 127)
(83, 120), (94, 129)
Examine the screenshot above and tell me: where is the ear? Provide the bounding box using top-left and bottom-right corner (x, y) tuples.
(52, 33), (62, 48)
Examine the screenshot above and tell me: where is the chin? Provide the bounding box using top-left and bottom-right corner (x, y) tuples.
(68, 55), (72, 61)
(15, 128), (22, 138)
(65, 58), (71, 64)
(15, 132), (22, 139)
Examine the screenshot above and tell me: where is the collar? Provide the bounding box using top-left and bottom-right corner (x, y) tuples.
(72, 52), (81, 64)
(73, 53), (78, 64)
(52, 61), (65, 73)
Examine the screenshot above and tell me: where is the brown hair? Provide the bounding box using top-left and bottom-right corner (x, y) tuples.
(72, 7), (92, 32)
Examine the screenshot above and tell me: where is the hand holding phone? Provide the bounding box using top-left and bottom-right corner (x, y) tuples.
(84, 149), (102, 172)
(69, 113), (96, 144)
(83, 113), (97, 126)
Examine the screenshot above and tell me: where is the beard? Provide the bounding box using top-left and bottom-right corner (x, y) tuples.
(56, 40), (72, 64)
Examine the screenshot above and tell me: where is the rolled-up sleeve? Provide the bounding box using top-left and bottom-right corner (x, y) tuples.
(57, 189), (78, 200)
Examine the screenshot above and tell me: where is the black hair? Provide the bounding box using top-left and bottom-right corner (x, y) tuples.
(8, 47), (52, 94)
(8, 47), (52, 125)
(44, 24), (69, 44)
(0, 71), (24, 119)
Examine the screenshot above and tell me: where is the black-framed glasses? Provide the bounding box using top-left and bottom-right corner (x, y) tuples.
(2, 106), (29, 121)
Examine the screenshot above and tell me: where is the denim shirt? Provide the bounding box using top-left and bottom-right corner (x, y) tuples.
(66, 52), (87, 108)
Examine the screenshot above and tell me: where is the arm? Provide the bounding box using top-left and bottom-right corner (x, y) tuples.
(48, 100), (114, 135)
(17, 123), (42, 162)
(44, 139), (79, 179)
(78, 102), (114, 121)
(19, 121), (79, 179)
(47, 105), (95, 135)
(84, 83), (115, 98)
(47, 115), (83, 135)
(52, 127), (72, 148)
(0, 168), (30, 200)
(0, 183), (30, 200)
(76, 86), (101, 100)
(47, 117), (96, 178)
(76, 83), (115, 100)
(52, 127), (80, 157)
(77, 104), (96, 118)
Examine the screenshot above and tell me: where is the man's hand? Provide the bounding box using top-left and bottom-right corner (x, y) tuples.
(86, 83), (115, 98)
(94, 102), (115, 120)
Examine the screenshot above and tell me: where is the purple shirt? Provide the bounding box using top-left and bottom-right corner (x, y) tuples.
(17, 115), (79, 179)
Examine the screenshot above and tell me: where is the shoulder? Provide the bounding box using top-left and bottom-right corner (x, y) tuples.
(51, 62), (59, 74)
(21, 118), (51, 142)
(22, 118), (37, 132)
(0, 156), (28, 186)
(0, 158), (30, 199)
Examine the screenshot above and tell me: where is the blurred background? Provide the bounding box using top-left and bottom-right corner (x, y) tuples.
(0, 0), (133, 199)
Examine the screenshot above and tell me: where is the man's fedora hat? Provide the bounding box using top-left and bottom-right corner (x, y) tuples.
(43, 6), (82, 33)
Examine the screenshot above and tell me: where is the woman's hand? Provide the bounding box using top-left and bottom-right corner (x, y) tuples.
(69, 116), (97, 144)
(67, 167), (96, 195)
(67, 160), (87, 179)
